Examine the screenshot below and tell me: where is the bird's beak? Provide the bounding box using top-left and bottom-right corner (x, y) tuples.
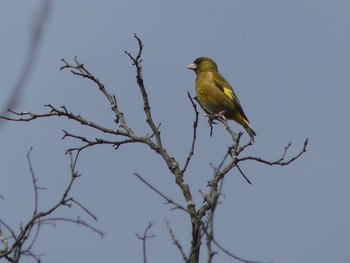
(187, 63), (197, 71)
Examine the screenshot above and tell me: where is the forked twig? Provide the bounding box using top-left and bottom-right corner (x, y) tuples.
(135, 222), (155, 263)
(125, 34), (162, 148)
(238, 139), (308, 166)
(165, 219), (188, 262)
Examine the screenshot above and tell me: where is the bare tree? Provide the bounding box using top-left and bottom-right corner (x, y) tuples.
(0, 149), (103, 263)
(0, 35), (307, 263)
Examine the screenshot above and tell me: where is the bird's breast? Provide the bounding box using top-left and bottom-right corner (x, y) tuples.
(195, 73), (235, 115)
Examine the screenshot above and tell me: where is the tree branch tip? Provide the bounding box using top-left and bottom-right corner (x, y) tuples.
(72, 172), (81, 179)
(73, 55), (79, 63)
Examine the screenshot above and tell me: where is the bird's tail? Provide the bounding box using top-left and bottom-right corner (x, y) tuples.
(243, 121), (256, 141)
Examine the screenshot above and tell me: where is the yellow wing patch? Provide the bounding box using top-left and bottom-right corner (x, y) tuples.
(211, 71), (238, 104)
(223, 86), (234, 101)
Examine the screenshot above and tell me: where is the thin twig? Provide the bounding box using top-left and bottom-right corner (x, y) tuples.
(38, 217), (104, 237)
(211, 237), (270, 263)
(27, 148), (39, 216)
(60, 57), (134, 136)
(134, 173), (189, 213)
(165, 219), (188, 262)
(135, 222), (155, 263)
(0, 152), (103, 262)
(181, 92), (199, 175)
(125, 34), (163, 148)
(238, 138), (308, 166)
(219, 118), (239, 142)
(69, 198), (98, 221)
(3, 105), (130, 137)
(236, 164), (252, 185)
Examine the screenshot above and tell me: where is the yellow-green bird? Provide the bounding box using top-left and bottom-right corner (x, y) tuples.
(187, 57), (256, 140)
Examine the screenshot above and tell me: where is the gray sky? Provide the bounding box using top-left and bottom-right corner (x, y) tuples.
(1, 0), (349, 262)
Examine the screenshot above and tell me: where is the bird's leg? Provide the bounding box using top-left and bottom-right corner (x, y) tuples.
(216, 110), (227, 121)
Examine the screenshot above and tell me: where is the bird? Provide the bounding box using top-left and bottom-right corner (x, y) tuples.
(187, 57), (256, 140)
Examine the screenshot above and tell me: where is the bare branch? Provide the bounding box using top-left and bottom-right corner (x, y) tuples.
(2, 105), (129, 137)
(125, 34), (162, 148)
(27, 148), (39, 216)
(238, 138), (308, 166)
(2, 48), (198, 223)
(134, 173), (189, 213)
(0, 152), (103, 262)
(211, 237), (270, 263)
(68, 198), (98, 221)
(236, 164), (252, 185)
(60, 57), (133, 135)
(0, 228), (8, 254)
(135, 222), (155, 263)
(199, 175), (266, 263)
(218, 118), (240, 142)
(181, 92), (199, 175)
(0, 220), (16, 243)
(165, 219), (188, 262)
(38, 217), (104, 237)
(62, 130), (136, 154)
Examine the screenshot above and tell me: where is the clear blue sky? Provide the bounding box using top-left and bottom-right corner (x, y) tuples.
(1, 1), (349, 262)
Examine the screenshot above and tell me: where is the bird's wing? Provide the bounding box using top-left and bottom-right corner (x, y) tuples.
(211, 71), (241, 107)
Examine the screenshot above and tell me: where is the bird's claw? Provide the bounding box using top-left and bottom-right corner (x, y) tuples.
(216, 110), (227, 121)
(205, 114), (218, 125)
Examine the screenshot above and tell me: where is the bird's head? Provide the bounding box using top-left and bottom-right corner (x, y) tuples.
(187, 57), (218, 74)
